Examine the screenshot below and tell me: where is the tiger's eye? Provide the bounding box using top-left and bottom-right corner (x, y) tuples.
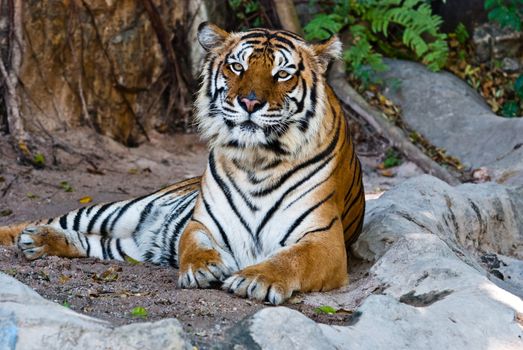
(230, 63), (243, 73)
(276, 70), (290, 79)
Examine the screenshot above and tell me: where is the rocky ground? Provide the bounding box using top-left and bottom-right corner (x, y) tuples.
(0, 126), (418, 348)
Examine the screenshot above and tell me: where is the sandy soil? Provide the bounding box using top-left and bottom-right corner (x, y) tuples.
(0, 128), (421, 348)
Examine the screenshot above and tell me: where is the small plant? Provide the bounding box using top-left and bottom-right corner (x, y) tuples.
(314, 305), (337, 314)
(32, 153), (46, 168)
(131, 306), (148, 318)
(483, 1), (523, 117)
(229, 0), (270, 29)
(383, 147), (402, 168)
(60, 181), (73, 192)
(304, 0), (449, 85)
(485, 0), (523, 31)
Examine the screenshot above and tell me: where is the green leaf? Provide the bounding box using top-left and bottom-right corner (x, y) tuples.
(304, 14), (343, 40)
(501, 101), (520, 118)
(33, 153), (45, 167)
(63, 301), (71, 308)
(26, 192), (39, 200)
(514, 74), (523, 99)
(454, 23), (469, 44)
(383, 148), (402, 168)
(314, 305), (337, 314)
(131, 306), (148, 318)
(124, 255), (142, 265)
(60, 181), (73, 192)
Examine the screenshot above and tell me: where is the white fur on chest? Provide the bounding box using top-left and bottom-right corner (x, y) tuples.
(194, 157), (334, 269)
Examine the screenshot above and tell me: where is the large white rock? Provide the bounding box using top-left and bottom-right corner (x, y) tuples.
(0, 273), (191, 350)
(224, 176), (523, 350)
(380, 59), (523, 185)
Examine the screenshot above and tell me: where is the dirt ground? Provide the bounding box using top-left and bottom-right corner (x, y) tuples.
(0, 128), (421, 348)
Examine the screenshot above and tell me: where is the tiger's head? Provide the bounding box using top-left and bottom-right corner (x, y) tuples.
(195, 23), (342, 162)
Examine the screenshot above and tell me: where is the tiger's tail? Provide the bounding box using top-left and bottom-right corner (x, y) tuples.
(0, 222), (30, 246)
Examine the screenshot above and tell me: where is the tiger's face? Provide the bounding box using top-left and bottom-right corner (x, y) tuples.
(196, 23), (341, 160)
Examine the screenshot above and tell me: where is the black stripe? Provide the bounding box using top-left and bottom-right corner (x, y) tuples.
(86, 206), (95, 215)
(73, 207), (86, 232)
(86, 237), (91, 256)
(346, 206), (365, 245)
(344, 153), (359, 203)
(256, 155), (335, 239)
(100, 206), (123, 236)
(209, 152), (254, 238)
(272, 35), (295, 49)
(261, 139), (289, 155)
(106, 238), (114, 259)
(201, 196), (233, 254)
(115, 238), (125, 259)
(240, 32), (267, 40)
(252, 116), (341, 197)
(344, 207), (363, 233)
(243, 39), (263, 45)
(212, 60), (224, 102)
(160, 192), (198, 250)
(343, 187), (364, 220)
(100, 237), (107, 259)
(75, 231), (85, 250)
(280, 191), (335, 246)
(206, 56), (216, 98)
(109, 194), (151, 231)
(167, 209), (194, 268)
(224, 169), (259, 212)
(278, 30), (304, 41)
(298, 72), (317, 132)
(86, 203), (115, 233)
(128, 188), (188, 239)
(284, 169), (334, 210)
(297, 217), (338, 242)
(59, 214), (68, 230)
(46, 218), (53, 225)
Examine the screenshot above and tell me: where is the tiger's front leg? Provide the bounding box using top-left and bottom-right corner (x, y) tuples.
(178, 220), (238, 288)
(222, 219), (348, 305)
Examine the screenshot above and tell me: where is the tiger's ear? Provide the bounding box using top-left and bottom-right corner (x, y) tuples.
(198, 22), (229, 51)
(312, 36), (342, 72)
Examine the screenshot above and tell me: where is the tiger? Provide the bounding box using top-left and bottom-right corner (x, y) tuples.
(0, 23), (365, 305)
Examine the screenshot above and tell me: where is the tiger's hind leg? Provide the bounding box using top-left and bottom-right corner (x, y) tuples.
(17, 225), (142, 261)
(18, 226), (87, 260)
(0, 223), (29, 245)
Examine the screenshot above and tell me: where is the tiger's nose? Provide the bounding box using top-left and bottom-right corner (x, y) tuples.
(238, 96), (263, 113)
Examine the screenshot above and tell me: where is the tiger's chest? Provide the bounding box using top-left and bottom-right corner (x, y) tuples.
(194, 158), (335, 268)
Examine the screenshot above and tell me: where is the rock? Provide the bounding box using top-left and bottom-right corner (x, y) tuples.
(380, 59), (523, 185)
(472, 23), (523, 63)
(224, 176), (523, 350)
(221, 307), (337, 350)
(502, 57), (521, 73)
(0, 273), (191, 350)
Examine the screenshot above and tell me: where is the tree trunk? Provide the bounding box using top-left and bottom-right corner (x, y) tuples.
(0, 0), (228, 153)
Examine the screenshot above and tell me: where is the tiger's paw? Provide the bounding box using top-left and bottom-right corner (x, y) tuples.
(222, 264), (294, 305)
(17, 226), (83, 260)
(178, 249), (233, 289)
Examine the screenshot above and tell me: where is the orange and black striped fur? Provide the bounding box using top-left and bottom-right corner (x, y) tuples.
(0, 23), (364, 304)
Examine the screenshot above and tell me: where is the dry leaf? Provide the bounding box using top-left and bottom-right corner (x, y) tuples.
(379, 169), (396, 177)
(79, 196), (93, 204)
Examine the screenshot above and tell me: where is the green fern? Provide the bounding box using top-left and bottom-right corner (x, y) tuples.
(304, 0), (449, 83)
(485, 0), (523, 31)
